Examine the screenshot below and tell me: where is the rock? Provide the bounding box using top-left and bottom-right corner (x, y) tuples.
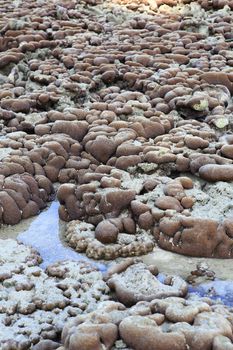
(107, 262), (188, 306)
(155, 196), (183, 212)
(95, 220), (119, 244)
(64, 219), (154, 260)
(119, 316), (187, 350)
(199, 164), (233, 182)
(33, 340), (61, 350)
(0, 239), (110, 348)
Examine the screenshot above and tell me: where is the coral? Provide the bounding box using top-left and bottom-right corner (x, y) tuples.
(0, 239), (110, 349)
(0, 0), (232, 235)
(107, 260), (188, 306)
(55, 260), (233, 350)
(2, 1), (233, 347)
(64, 219), (154, 260)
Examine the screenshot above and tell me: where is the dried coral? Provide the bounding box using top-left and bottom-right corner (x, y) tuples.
(0, 239), (110, 349)
(1, 0), (233, 347)
(56, 260), (233, 350)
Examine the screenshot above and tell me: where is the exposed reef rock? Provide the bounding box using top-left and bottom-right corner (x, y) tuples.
(0, 0), (232, 230)
(2, 0), (233, 347)
(63, 175), (233, 259)
(0, 239), (110, 349)
(107, 260), (188, 306)
(0, 173), (54, 225)
(32, 259), (233, 350)
(42, 260), (233, 350)
(64, 218), (154, 260)
(3, 243), (233, 349)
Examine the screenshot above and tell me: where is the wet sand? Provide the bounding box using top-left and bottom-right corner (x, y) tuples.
(143, 247), (233, 281)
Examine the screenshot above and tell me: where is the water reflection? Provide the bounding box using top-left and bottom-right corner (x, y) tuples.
(18, 201), (107, 272)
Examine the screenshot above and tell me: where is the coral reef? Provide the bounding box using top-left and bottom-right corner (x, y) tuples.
(0, 0), (232, 231)
(0, 239), (110, 349)
(1, 0), (233, 347)
(64, 217), (154, 260)
(63, 175), (233, 258)
(107, 260), (188, 305)
(36, 259), (233, 350)
(0, 0), (233, 257)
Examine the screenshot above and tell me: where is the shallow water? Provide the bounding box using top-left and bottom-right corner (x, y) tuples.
(157, 273), (233, 306)
(1, 200), (233, 306)
(143, 245), (233, 306)
(189, 281), (233, 306)
(17, 201), (107, 271)
(143, 248), (233, 281)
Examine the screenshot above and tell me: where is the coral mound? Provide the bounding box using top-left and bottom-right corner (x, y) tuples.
(107, 260), (188, 305)
(0, 0), (233, 261)
(43, 260), (233, 350)
(2, 0), (233, 347)
(0, 239), (110, 349)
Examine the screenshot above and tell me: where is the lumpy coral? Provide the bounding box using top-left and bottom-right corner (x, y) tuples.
(0, 239), (110, 349)
(107, 260), (188, 306)
(64, 219), (154, 259)
(2, 0), (233, 347)
(0, 0), (232, 235)
(48, 260), (233, 350)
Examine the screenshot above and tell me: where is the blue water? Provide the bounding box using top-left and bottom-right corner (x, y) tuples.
(157, 273), (233, 306)
(18, 201), (107, 272)
(17, 201), (233, 306)
(188, 280), (233, 306)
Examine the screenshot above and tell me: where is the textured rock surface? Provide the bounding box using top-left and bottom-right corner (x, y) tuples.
(31, 259), (233, 350)
(56, 258), (233, 350)
(2, 243), (233, 349)
(0, 239), (110, 349)
(1, 0), (233, 348)
(0, 0), (232, 235)
(107, 261), (188, 305)
(64, 217), (154, 260)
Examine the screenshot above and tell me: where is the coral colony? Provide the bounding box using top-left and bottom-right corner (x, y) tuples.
(0, 0), (233, 349)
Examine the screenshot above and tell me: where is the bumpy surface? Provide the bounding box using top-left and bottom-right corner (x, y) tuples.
(3, 245), (233, 349)
(64, 216), (155, 260)
(0, 0), (233, 260)
(2, 0), (233, 348)
(63, 174), (233, 259)
(0, 239), (110, 349)
(35, 259), (233, 350)
(107, 260), (188, 305)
